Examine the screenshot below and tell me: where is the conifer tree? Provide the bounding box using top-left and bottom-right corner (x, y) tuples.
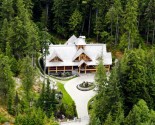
(105, 0), (123, 45)
(0, 0), (14, 21)
(0, 54), (15, 114)
(37, 82), (46, 110)
(0, 19), (14, 53)
(124, 99), (152, 125)
(145, 0), (155, 44)
(91, 58), (107, 123)
(120, 0), (140, 49)
(104, 113), (113, 125)
(69, 9), (82, 35)
(21, 56), (35, 100)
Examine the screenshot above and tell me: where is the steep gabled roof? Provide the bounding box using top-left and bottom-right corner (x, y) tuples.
(65, 35), (77, 45)
(75, 38), (86, 45)
(46, 41), (112, 67)
(49, 50), (63, 62)
(72, 48), (92, 61)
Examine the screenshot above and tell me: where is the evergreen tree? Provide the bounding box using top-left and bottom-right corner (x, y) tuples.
(69, 9), (82, 35)
(120, 0), (141, 49)
(0, 0), (14, 21)
(104, 113), (113, 125)
(124, 99), (152, 125)
(21, 56), (35, 100)
(0, 19), (14, 53)
(105, 0), (123, 45)
(0, 0), (40, 59)
(119, 49), (148, 114)
(5, 41), (12, 58)
(145, 0), (155, 44)
(38, 79), (57, 118)
(93, 0), (113, 42)
(44, 78), (52, 117)
(52, 0), (70, 37)
(145, 49), (155, 109)
(91, 58), (107, 123)
(15, 108), (59, 125)
(0, 54), (15, 113)
(37, 82), (46, 110)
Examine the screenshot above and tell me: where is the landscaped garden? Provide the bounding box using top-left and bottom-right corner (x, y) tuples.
(77, 81), (95, 91)
(57, 82), (77, 119)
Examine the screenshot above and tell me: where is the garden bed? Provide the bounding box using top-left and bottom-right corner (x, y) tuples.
(77, 81), (95, 91)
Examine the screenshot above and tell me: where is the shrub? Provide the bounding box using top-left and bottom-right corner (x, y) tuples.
(0, 113), (9, 123)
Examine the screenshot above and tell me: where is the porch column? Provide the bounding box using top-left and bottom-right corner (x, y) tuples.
(79, 67), (80, 74)
(64, 66), (65, 72)
(56, 66), (57, 73)
(72, 66), (73, 71)
(85, 65), (87, 74)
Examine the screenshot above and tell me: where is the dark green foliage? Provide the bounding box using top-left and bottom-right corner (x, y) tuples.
(120, 0), (141, 49)
(1, 0), (155, 124)
(124, 99), (155, 125)
(91, 58), (124, 124)
(37, 82), (46, 110)
(21, 56), (35, 100)
(38, 79), (57, 118)
(15, 108), (59, 125)
(119, 49), (155, 114)
(90, 58), (108, 123)
(10, 57), (19, 76)
(69, 9), (83, 35)
(0, 54), (15, 114)
(0, 0), (154, 50)
(0, 0), (39, 59)
(91, 48), (155, 124)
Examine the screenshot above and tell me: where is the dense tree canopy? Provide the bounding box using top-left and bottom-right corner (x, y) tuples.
(0, 0), (155, 124)
(30, 0), (154, 47)
(91, 48), (155, 124)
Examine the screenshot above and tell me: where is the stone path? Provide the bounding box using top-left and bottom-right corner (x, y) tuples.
(61, 74), (96, 125)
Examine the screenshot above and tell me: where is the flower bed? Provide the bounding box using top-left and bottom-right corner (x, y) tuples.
(76, 81), (95, 91)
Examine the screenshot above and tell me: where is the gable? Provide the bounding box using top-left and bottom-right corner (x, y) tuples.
(72, 48), (92, 61)
(74, 53), (92, 61)
(50, 56), (63, 62)
(49, 50), (63, 62)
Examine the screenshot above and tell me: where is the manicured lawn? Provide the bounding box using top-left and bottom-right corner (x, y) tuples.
(57, 82), (74, 105)
(57, 82), (77, 118)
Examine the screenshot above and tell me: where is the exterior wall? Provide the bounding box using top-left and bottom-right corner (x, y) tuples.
(48, 65), (110, 75)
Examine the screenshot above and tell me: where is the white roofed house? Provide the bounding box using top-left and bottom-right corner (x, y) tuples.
(45, 35), (112, 75)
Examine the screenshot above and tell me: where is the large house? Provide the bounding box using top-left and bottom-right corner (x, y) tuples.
(45, 35), (112, 74)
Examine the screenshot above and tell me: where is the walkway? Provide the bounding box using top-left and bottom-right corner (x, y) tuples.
(61, 74), (96, 125)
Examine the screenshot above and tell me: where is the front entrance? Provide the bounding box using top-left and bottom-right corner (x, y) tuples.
(79, 63), (87, 74)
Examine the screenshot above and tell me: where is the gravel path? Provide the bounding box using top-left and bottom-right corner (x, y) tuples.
(61, 74), (96, 125)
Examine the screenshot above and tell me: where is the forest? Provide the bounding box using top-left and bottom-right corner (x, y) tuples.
(0, 0), (155, 124)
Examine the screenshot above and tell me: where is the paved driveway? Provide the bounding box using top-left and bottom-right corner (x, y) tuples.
(62, 74), (96, 125)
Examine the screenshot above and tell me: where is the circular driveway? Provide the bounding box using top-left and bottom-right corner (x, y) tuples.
(64, 74), (96, 119)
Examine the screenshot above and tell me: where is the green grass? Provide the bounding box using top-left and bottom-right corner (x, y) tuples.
(57, 82), (77, 118)
(57, 82), (73, 105)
